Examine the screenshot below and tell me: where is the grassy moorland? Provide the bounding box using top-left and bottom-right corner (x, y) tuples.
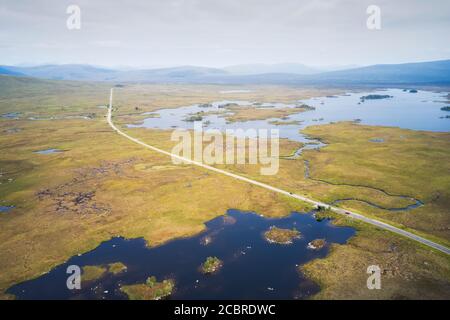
(0, 76), (449, 299)
(302, 122), (450, 243)
(223, 105), (311, 122)
(117, 116), (450, 298)
(123, 117), (450, 299)
(302, 210), (450, 299)
(0, 78), (317, 298)
(111, 85), (342, 125)
(203, 121), (450, 245)
(0, 115), (309, 297)
(180, 105), (311, 123)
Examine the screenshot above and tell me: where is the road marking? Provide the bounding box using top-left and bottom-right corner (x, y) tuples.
(107, 88), (450, 255)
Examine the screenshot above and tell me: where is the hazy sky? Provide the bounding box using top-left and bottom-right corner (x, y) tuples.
(1, 0), (449, 68)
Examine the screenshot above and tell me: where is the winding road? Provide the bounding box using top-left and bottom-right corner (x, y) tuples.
(107, 88), (450, 255)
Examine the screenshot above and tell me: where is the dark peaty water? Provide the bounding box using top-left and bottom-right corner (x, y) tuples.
(8, 209), (355, 300)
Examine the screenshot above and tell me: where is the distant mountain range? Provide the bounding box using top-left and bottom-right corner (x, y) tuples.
(223, 63), (322, 75)
(0, 67), (24, 76)
(309, 60), (450, 84)
(0, 64), (119, 81)
(222, 63), (360, 75)
(1, 60), (449, 85)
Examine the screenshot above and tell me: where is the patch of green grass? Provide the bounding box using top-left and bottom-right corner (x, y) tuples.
(0, 84), (313, 295)
(268, 120), (302, 126)
(108, 262), (127, 275)
(264, 226), (301, 244)
(1, 78), (448, 300)
(82, 265), (108, 282)
(302, 122), (450, 242)
(200, 256), (223, 274)
(224, 105), (309, 122)
(81, 262), (127, 282)
(302, 210), (450, 299)
(120, 276), (175, 300)
(308, 239), (326, 250)
(184, 113), (203, 122)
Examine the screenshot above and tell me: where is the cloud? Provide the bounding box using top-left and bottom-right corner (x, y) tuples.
(0, 0), (449, 67)
(91, 40), (122, 48)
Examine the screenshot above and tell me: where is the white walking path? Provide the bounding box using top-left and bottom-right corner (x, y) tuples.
(107, 89), (449, 255)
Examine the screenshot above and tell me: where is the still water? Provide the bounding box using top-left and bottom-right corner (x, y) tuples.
(130, 89), (449, 145)
(8, 210), (355, 300)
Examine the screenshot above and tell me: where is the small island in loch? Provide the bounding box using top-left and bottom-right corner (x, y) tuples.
(81, 265), (108, 283)
(263, 226), (301, 244)
(108, 262), (127, 274)
(200, 256), (223, 274)
(307, 239), (327, 250)
(268, 120), (303, 126)
(183, 112), (204, 122)
(360, 94), (393, 101)
(81, 262), (128, 283)
(120, 276), (175, 300)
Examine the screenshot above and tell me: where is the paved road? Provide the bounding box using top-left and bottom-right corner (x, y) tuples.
(107, 88), (450, 255)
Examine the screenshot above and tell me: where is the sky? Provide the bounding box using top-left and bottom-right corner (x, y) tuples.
(1, 0), (449, 68)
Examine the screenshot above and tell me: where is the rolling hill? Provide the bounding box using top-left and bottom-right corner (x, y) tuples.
(1, 59), (449, 85)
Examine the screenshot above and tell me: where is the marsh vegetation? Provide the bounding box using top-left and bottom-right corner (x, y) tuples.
(264, 226), (301, 244)
(0, 78), (449, 300)
(120, 276), (175, 300)
(200, 256), (223, 274)
(307, 239), (326, 250)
